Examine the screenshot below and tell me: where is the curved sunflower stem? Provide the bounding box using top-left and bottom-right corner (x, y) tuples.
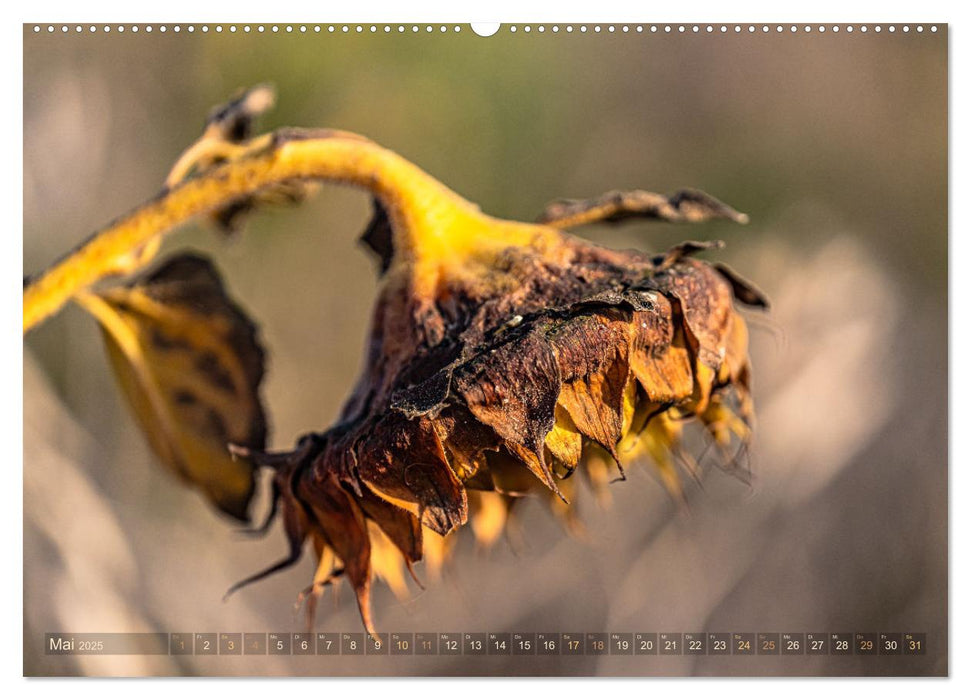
(23, 128), (497, 334)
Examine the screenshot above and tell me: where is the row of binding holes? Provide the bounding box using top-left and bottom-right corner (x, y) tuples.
(32, 24), (940, 34)
(32, 25), (465, 33)
(509, 25), (938, 34)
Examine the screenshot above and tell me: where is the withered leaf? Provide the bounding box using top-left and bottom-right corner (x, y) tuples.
(79, 253), (267, 521)
(538, 188), (749, 228)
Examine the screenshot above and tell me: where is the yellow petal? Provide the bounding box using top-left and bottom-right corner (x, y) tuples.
(469, 490), (510, 549)
(367, 521), (410, 600)
(544, 404), (583, 467)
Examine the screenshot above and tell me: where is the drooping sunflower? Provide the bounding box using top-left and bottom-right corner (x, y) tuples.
(23, 87), (767, 635)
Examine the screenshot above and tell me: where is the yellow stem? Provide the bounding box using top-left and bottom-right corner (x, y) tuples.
(23, 130), (488, 334)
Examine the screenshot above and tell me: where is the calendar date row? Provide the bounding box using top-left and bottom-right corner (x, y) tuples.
(47, 632), (926, 656)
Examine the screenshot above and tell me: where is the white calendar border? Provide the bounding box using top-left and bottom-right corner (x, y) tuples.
(3, 0), (964, 697)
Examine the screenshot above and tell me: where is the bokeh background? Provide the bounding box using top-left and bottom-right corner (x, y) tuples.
(23, 24), (947, 676)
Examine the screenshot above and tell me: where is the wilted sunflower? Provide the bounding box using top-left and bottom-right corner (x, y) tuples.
(23, 87), (767, 636)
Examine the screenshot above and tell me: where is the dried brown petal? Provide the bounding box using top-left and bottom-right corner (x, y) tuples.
(653, 258), (736, 369)
(714, 262), (771, 309)
(629, 297), (695, 403)
(454, 328), (564, 498)
(548, 309), (633, 462)
(298, 471), (375, 634)
(348, 414), (469, 536)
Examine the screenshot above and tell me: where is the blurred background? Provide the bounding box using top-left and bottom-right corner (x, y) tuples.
(23, 25), (947, 676)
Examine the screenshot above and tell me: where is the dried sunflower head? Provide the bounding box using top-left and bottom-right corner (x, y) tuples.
(23, 87), (767, 637)
(233, 190), (766, 634)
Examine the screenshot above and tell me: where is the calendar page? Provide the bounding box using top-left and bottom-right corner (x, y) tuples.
(21, 20), (947, 678)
